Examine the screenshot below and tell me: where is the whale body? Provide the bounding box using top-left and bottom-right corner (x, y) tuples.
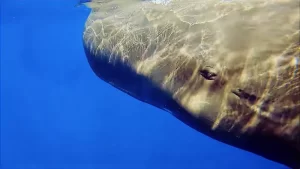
(81, 0), (300, 168)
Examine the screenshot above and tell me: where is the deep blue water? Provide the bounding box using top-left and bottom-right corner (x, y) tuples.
(0, 1), (289, 169)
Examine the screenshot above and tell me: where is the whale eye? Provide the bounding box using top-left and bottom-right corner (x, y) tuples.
(199, 66), (217, 80)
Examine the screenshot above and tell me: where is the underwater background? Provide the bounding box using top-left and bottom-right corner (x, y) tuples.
(0, 0), (289, 169)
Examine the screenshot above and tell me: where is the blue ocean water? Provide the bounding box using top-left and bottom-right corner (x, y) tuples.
(0, 0), (289, 169)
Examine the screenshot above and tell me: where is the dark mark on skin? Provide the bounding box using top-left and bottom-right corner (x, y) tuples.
(232, 89), (258, 103)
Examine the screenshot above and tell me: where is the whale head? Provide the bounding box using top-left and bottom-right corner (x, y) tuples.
(81, 0), (300, 168)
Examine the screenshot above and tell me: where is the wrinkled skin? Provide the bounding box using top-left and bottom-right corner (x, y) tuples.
(81, 0), (300, 168)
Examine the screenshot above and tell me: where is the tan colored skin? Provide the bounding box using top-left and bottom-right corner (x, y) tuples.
(82, 0), (300, 168)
